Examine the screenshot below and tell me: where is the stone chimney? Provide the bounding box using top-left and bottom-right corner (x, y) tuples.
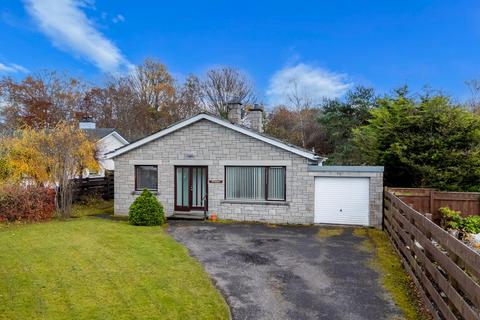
(79, 116), (96, 129)
(246, 104), (264, 133)
(227, 99), (242, 124)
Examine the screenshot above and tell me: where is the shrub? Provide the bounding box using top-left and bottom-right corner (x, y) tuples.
(439, 207), (462, 230)
(439, 207), (480, 234)
(128, 189), (164, 226)
(0, 184), (56, 222)
(461, 216), (480, 234)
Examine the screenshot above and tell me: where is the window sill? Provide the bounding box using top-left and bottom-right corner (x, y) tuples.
(131, 190), (159, 195)
(221, 199), (289, 206)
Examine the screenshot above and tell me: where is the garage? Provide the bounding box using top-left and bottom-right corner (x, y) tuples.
(314, 176), (370, 226)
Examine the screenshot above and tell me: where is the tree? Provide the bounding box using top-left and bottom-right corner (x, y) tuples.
(285, 79), (316, 149)
(1, 123), (98, 217)
(200, 67), (256, 117)
(175, 75), (203, 119)
(353, 88), (480, 191)
(465, 79), (480, 114)
(78, 59), (199, 141)
(129, 58), (176, 111)
(0, 71), (86, 130)
(265, 106), (328, 154)
(79, 77), (151, 141)
(265, 78), (329, 153)
(318, 86), (377, 164)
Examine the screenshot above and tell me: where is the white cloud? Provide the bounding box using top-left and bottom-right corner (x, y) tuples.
(112, 14), (125, 24)
(24, 0), (132, 73)
(266, 63), (351, 106)
(0, 62), (29, 74)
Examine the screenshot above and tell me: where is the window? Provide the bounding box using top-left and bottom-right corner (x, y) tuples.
(135, 165), (158, 191)
(225, 166), (286, 201)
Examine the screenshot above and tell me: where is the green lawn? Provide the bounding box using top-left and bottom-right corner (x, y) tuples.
(0, 218), (230, 320)
(71, 199), (114, 217)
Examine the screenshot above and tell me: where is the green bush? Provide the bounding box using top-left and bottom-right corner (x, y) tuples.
(439, 207), (480, 234)
(439, 207), (462, 230)
(461, 216), (480, 234)
(128, 189), (165, 226)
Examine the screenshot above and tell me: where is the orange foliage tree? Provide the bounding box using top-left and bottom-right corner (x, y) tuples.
(1, 122), (98, 218)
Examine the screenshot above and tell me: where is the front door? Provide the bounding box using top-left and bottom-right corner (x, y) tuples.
(175, 166), (208, 211)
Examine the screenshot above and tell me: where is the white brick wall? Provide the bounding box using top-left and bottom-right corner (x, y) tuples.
(113, 119), (384, 227)
(113, 119), (315, 224)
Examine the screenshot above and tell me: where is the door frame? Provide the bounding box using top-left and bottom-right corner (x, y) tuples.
(174, 166), (208, 212)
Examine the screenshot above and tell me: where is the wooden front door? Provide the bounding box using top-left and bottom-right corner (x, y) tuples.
(174, 166), (208, 211)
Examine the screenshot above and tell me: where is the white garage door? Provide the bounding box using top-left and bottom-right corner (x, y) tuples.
(314, 177), (370, 226)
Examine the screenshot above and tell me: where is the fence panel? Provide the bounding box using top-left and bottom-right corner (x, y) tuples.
(71, 175), (114, 201)
(389, 187), (480, 222)
(384, 191), (480, 320)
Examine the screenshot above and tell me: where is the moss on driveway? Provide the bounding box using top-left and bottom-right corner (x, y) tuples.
(0, 218), (229, 320)
(354, 228), (430, 320)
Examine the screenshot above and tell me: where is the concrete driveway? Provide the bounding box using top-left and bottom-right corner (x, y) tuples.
(168, 221), (402, 320)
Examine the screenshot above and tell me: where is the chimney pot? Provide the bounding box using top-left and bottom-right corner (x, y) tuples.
(246, 104), (264, 133)
(227, 99), (242, 124)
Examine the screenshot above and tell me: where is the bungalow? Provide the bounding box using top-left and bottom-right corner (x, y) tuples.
(107, 101), (384, 227)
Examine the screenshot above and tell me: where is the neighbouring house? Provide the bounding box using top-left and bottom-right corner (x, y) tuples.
(107, 102), (384, 227)
(79, 117), (129, 177)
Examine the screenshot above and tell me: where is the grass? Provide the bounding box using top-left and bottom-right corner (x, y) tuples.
(71, 198), (114, 217)
(0, 218), (230, 320)
(353, 228), (430, 320)
(316, 227), (344, 238)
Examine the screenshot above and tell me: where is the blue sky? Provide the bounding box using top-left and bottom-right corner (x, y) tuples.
(0, 0), (479, 105)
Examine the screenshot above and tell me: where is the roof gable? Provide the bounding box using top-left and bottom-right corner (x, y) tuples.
(97, 131), (129, 145)
(106, 113), (321, 161)
(82, 128), (128, 144)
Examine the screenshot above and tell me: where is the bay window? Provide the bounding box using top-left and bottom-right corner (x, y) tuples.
(225, 166), (286, 201)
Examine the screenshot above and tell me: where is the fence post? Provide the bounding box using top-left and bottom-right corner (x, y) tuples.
(429, 189), (435, 219)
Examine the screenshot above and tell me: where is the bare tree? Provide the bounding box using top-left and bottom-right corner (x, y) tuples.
(175, 75), (203, 119)
(465, 80), (480, 113)
(285, 79), (316, 148)
(200, 67), (257, 117)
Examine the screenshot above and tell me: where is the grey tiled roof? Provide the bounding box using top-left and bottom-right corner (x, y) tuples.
(81, 128), (116, 141)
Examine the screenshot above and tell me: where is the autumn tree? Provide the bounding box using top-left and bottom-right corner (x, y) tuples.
(0, 71), (86, 130)
(78, 59), (202, 141)
(0, 61), (255, 142)
(265, 106), (328, 154)
(1, 123), (98, 217)
(79, 77), (146, 140)
(129, 58), (176, 110)
(200, 67), (257, 117)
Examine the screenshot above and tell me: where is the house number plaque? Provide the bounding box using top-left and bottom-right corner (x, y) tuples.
(209, 179), (223, 184)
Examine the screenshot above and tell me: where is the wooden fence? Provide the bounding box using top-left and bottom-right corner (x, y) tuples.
(389, 187), (480, 223)
(384, 191), (480, 320)
(71, 175), (114, 202)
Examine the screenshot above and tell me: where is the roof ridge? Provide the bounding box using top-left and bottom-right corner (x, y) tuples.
(106, 113), (323, 161)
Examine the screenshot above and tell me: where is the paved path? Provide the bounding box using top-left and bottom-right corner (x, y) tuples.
(168, 221), (403, 320)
